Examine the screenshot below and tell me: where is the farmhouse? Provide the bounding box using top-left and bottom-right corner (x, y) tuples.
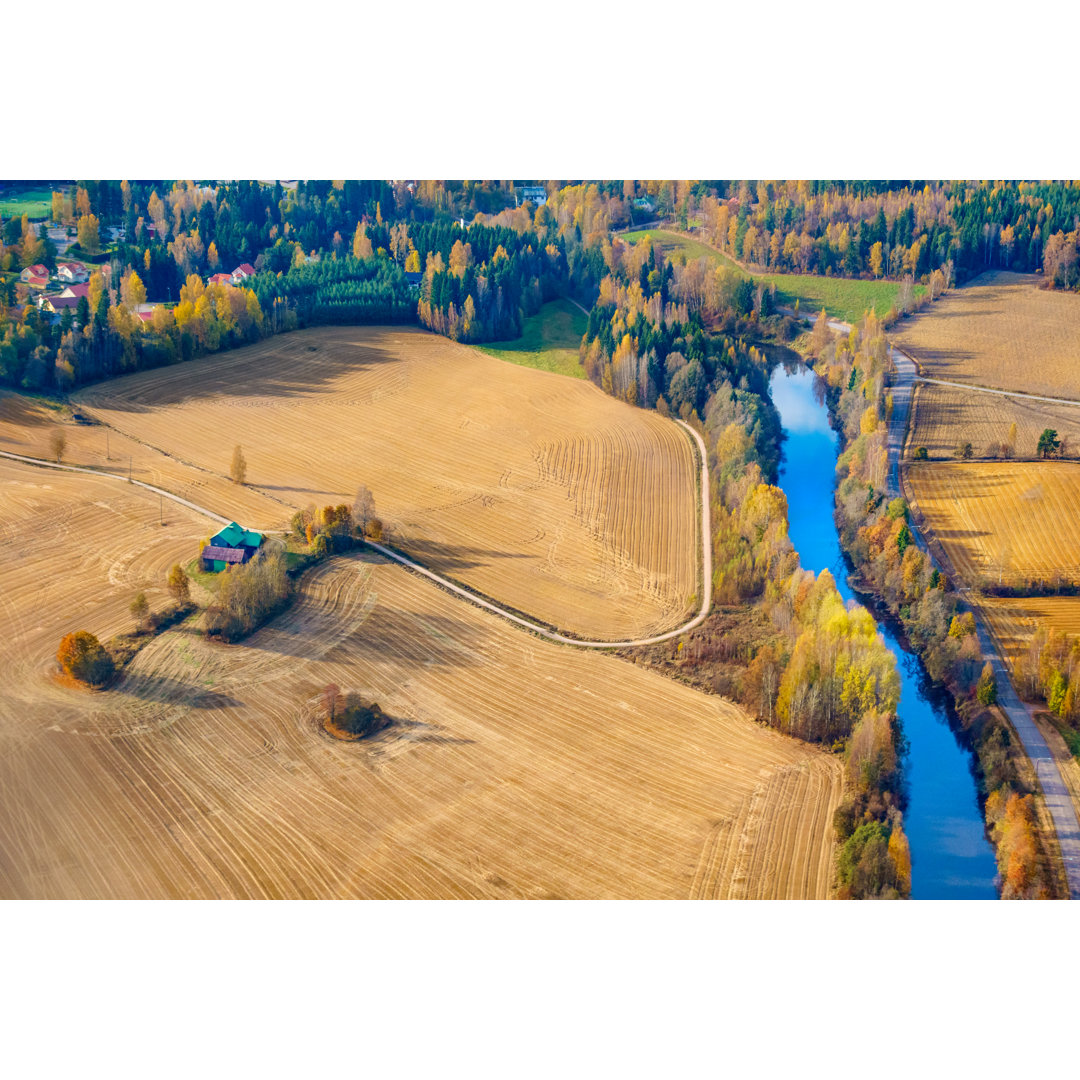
(231, 263), (256, 284)
(57, 262), (89, 284)
(201, 521), (264, 572)
(516, 185), (547, 207)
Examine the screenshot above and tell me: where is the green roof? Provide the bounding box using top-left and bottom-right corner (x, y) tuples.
(213, 521), (263, 548)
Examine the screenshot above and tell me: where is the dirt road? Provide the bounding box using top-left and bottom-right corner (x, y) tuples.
(0, 416), (712, 650)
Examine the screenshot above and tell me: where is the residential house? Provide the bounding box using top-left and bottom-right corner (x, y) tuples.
(20, 264), (49, 288)
(208, 272), (233, 287)
(56, 262), (90, 284)
(59, 283), (90, 300)
(230, 263), (256, 284)
(200, 522), (264, 572)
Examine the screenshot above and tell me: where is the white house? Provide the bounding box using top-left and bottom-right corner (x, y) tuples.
(230, 262), (256, 284)
(56, 262), (90, 284)
(516, 185), (547, 207)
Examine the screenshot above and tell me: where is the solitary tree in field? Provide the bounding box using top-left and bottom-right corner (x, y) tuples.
(130, 592), (150, 628)
(230, 444), (247, 484)
(1038, 428), (1060, 459)
(49, 428), (66, 463)
(352, 485), (376, 537)
(166, 563), (190, 604)
(1006, 421), (1018, 458)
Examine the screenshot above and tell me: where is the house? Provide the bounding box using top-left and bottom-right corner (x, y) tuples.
(516, 185), (547, 207)
(39, 294), (81, 314)
(20, 264), (49, 286)
(200, 521), (264, 572)
(56, 262), (89, 284)
(60, 283), (90, 300)
(230, 263), (255, 284)
(404, 271), (423, 290)
(633, 196), (656, 213)
(208, 272), (233, 287)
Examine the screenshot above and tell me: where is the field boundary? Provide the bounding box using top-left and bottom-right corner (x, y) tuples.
(0, 416), (712, 650)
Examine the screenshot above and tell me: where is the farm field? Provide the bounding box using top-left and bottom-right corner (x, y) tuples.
(906, 461), (1080, 589)
(906, 461), (1080, 671)
(73, 326), (698, 641)
(0, 187), (54, 219)
(892, 271), (1080, 399)
(476, 299), (587, 379)
(0, 477), (843, 898)
(623, 228), (910, 323)
(906, 380), (1080, 461)
(0, 391), (286, 529)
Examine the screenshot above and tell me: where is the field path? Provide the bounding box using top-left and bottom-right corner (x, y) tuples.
(0, 417), (712, 650)
(887, 346), (1080, 897)
(915, 375), (1080, 409)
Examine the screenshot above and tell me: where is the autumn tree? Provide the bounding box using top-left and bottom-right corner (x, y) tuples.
(230, 444), (247, 484)
(57, 630), (115, 686)
(352, 222), (373, 260)
(352, 485), (376, 536)
(51, 191), (65, 224)
(130, 592), (150, 628)
(167, 563), (190, 604)
(43, 425), (67, 462)
(77, 213), (101, 255)
(120, 270), (146, 309)
(976, 662), (998, 705)
(207, 241), (220, 269)
(75, 187), (91, 217)
(869, 241), (884, 279)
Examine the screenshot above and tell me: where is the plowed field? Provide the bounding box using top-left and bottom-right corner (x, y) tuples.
(0, 462), (841, 899)
(71, 327), (697, 641)
(906, 460), (1080, 670)
(892, 271), (1080, 399)
(907, 381), (1080, 461)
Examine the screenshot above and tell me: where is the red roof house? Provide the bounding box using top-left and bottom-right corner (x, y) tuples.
(208, 273), (233, 286)
(230, 263), (256, 284)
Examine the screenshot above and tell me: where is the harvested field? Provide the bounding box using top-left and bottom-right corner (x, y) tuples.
(906, 381), (1080, 461)
(906, 460), (1080, 670)
(892, 271), (1080, 399)
(72, 327), (698, 641)
(0, 391), (286, 530)
(906, 461), (1080, 590)
(978, 596), (1080, 674)
(0, 473), (842, 898)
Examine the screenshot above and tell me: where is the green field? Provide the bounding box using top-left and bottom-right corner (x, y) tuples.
(0, 189), (54, 220)
(623, 228), (921, 325)
(476, 298), (587, 379)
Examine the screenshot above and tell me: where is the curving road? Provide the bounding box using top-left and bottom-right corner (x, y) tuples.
(0, 417), (713, 650)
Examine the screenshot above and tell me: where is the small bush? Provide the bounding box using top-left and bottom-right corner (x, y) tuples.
(57, 630), (115, 686)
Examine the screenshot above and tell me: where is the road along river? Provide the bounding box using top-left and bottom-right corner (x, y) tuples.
(769, 356), (999, 898)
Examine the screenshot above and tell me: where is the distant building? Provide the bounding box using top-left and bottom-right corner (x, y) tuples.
(60, 283), (90, 300)
(633, 196), (656, 213)
(516, 185), (547, 207)
(201, 522), (264, 572)
(20, 264), (49, 286)
(56, 262), (90, 284)
(39, 294), (80, 314)
(230, 263), (256, 284)
(208, 273), (233, 287)
(404, 271), (423, 291)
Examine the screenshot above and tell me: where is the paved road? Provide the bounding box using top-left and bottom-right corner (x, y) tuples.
(0, 418), (713, 651)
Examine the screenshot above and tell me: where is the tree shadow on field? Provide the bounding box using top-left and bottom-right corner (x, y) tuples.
(374, 716), (476, 747)
(390, 536), (532, 574)
(72, 329), (413, 413)
(111, 672), (243, 709)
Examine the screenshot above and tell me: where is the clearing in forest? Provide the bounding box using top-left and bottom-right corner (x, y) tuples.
(623, 228), (908, 323)
(476, 299), (587, 379)
(892, 271), (1080, 399)
(72, 326), (698, 641)
(0, 463), (842, 899)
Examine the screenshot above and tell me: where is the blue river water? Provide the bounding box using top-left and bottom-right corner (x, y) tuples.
(769, 361), (998, 899)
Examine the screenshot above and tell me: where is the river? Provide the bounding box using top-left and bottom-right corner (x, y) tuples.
(769, 359), (998, 899)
